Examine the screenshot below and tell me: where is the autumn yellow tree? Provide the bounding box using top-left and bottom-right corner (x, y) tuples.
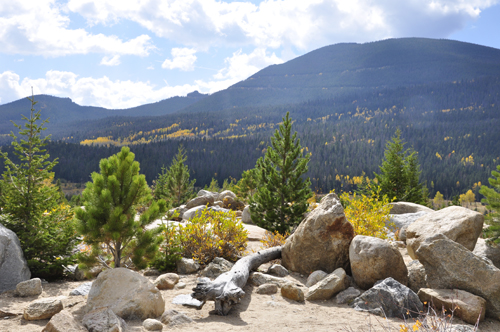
(459, 189), (476, 207)
(433, 191), (444, 209)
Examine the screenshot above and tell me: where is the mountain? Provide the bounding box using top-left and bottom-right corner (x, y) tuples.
(179, 38), (500, 113)
(0, 91), (207, 134)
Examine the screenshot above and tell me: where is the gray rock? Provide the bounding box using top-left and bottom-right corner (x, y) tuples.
(407, 260), (427, 294)
(250, 272), (290, 287)
(241, 205), (252, 224)
(406, 206), (484, 259)
(24, 297), (64, 321)
(306, 268), (347, 301)
(172, 294), (204, 309)
(197, 190), (219, 201)
(305, 270), (328, 287)
(282, 193), (354, 274)
(200, 257), (234, 279)
(69, 282), (93, 296)
(0, 223), (31, 292)
(42, 310), (87, 332)
(388, 211), (430, 232)
(86, 267), (165, 320)
(143, 318), (163, 331)
(415, 233), (500, 320)
(335, 287), (361, 305)
(142, 268), (161, 276)
(349, 235), (408, 289)
(267, 264), (289, 277)
(176, 258), (200, 274)
(185, 195), (214, 209)
(256, 283), (278, 295)
(16, 278), (42, 297)
(281, 283), (304, 302)
(352, 277), (423, 318)
(82, 307), (126, 332)
(417, 288), (486, 324)
(388, 202), (434, 214)
(175, 282), (186, 289)
(218, 190), (237, 201)
(473, 238), (500, 269)
(154, 273), (179, 290)
(160, 309), (193, 327)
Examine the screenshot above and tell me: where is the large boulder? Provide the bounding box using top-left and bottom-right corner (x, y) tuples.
(197, 190), (219, 202)
(417, 288), (486, 324)
(352, 277), (423, 318)
(306, 268), (347, 301)
(415, 233), (500, 319)
(42, 310), (87, 332)
(406, 206), (483, 259)
(388, 202), (434, 214)
(407, 260), (427, 294)
(349, 235), (408, 289)
(0, 223), (31, 292)
(473, 238), (500, 269)
(282, 194), (354, 274)
(86, 268), (165, 320)
(24, 297), (64, 321)
(389, 211), (430, 242)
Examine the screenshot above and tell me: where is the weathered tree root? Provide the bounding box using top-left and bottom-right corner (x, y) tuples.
(191, 246), (282, 315)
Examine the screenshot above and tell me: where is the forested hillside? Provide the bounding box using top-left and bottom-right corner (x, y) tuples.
(1, 38), (499, 200)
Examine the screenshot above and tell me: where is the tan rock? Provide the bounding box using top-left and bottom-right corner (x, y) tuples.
(185, 195), (213, 209)
(417, 288), (486, 324)
(282, 193), (354, 274)
(154, 273), (179, 290)
(281, 284), (304, 302)
(24, 297), (64, 321)
(86, 267), (165, 320)
(16, 278), (42, 297)
(42, 310), (86, 332)
(83, 307), (126, 332)
(406, 206), (483, 259)
(306, 268), (347, 301)
(160, 309), (193, 327)
(350, 235), (408, 289)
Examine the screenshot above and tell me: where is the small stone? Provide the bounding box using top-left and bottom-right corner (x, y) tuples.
(305, 270), (328, 287)
(267, 264), (289, 277)
(24, 297), (64, 321)
(250, 272), (290, 287)
(256, 283), (278, 295)
(154, 273), (179, 290)
(69, 282), (92, 296)
(143, 268), (161, 276)
(82, 307), (126, 332)
(335, 287), (361, 305)
(16, 278), (42, 297)
(306, 268), (347, 301)
(200, 257), (234, 279)
(160, 309), (193, 327)
(143, 318), (163, 331)
(172, 294), (204, 309)
(42, 310), (87, 332)
(175, 282), (186, 289)
(281, 284), (304, 302)
(176, 258), (200, 274)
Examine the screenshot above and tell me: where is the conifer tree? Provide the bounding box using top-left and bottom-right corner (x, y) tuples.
(374, 129), (426, 204)
(0, 93), (77, 279)
(154, 145), (195, 207)
(250, 112), (312, 234)
(234, 168), (259, 202)
(480, 165), (500, 244)
(76, 146), (167, 269)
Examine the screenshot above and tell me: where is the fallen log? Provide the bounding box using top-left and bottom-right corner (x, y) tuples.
(191, 246), (282, 315)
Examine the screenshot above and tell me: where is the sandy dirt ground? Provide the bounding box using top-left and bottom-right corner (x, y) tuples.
(2, 241), (499, 332)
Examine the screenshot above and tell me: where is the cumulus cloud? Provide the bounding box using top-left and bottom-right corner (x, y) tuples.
(0, 0), (153, 56)
(66, 0), (499, 51)
(162, 48), (197, 71)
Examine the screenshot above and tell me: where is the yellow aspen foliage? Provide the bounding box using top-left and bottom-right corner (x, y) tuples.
(340, 191), (393, 239)
(459, 189), (476, 207)
(433, 191), (444, 208)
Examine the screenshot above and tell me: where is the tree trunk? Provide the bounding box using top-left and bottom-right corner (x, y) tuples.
(191, 246), (282, 315)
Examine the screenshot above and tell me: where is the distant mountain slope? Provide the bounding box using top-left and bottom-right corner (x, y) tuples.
(0, 91), (207, 133)
(180, 38), (500, 113)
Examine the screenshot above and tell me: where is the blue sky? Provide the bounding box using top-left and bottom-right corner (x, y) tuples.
(1, 0), (500, 109)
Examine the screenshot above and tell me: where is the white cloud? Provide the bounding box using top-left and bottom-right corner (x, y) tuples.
(100, 55), (121, 66)
(162, 48), (197, 71)
(66, 0), (499, 51)
(0, 0), (153, 56)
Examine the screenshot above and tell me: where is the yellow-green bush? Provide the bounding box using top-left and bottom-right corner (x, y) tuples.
(260, 230), (289, 248)
(340, 190), (394, 239)
(177, 208), (248, 265)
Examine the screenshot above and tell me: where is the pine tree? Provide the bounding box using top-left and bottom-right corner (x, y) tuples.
(0, 93), (77, 279)
(234, 168), (259, 202)
(250, 112), (312, 234)
(153, 145), (195, 207)
(76, 146), (167, 269)
(374, 129), (427, 204)
(480, 165), (500, 244)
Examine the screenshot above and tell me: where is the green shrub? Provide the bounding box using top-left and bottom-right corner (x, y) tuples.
(149, 223), (182, 272)
(177, 208), (248, 265)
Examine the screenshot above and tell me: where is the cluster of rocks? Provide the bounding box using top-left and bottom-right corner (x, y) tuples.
(167, 189), (248, 222)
